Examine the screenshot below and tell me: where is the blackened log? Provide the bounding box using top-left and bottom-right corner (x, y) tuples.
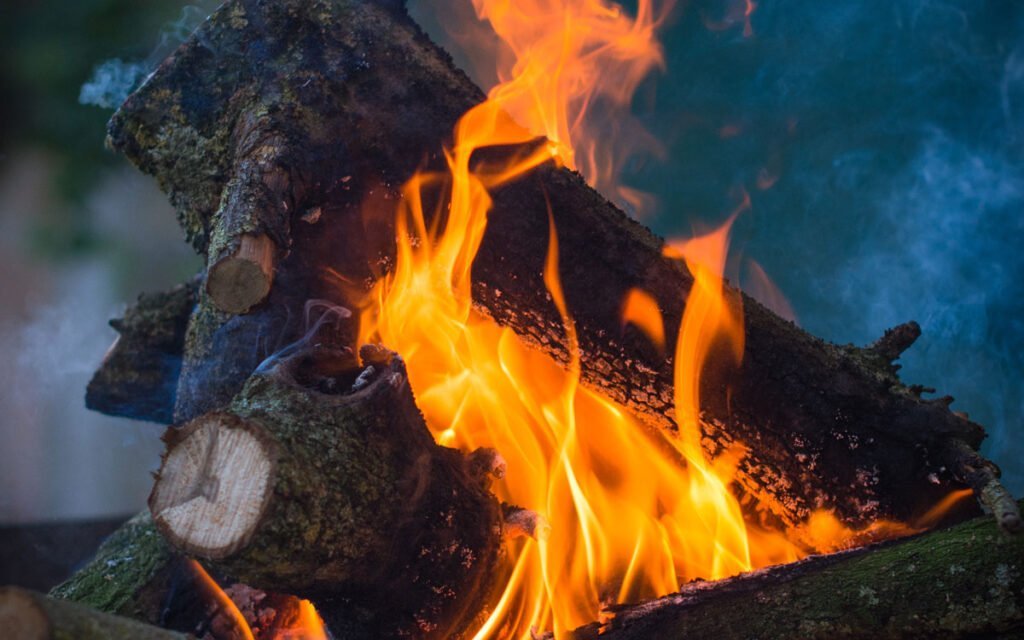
(0, 587), (190, 640)
(107, 0), (1013, 531)
(86, 280), (198, 424)
(149, 346), (504, 639)
(573, 501), (1024, 640)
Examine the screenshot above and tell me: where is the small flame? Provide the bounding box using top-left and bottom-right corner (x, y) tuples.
(188, 560), (328, 640)
(190, 560), (255, 640)
(621, 288), (666, 353)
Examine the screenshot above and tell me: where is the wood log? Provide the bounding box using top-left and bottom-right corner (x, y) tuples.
(206, 233), (275, 315)
(0, 586), (190, 640)
(86, 279), (198, 424)
(150, 345), (505, 638)
(105, 0), (1015, 533)
(573, 501), (1024, 640)
(49, 512), (181, 624)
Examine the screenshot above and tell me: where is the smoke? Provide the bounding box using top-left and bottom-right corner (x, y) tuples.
(544, 0), (1024, 491)
(831, 130), (1024, 492)
(79, 59), (150, 109)
(0, 261), (164, 522)
(79, 3), (218, 110)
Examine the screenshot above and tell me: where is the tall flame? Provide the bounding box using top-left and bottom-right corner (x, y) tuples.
(354, 1), (965, 638)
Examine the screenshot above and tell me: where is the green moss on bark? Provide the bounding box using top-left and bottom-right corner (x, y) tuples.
(49, 513), (175, 623)
(582, 503), (1024, 639)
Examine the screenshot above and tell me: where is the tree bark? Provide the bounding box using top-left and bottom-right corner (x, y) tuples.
(106, 0), (1013, 534)
(48, 512), (182, 625)
(86, 279), (198, 424)
(573, 501), (1024, 640)
(1, 586), (191, 640)
(150, 345), (505, 639)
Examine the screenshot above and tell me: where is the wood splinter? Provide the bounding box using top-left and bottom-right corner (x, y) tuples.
(150, 345), (504, 638)
(206, 233), (275, 315)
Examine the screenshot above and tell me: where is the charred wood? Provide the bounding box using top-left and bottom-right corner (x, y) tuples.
(574, 500), (1024, 640)
(86, 280), (198, 424)
(107, 0), (1014, 533)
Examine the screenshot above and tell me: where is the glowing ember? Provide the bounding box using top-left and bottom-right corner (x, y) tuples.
(189, 560), (327, 640)
(353, 0), (968, 637)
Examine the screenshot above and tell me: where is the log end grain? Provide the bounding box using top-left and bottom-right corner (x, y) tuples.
(150, 413), (276, 559)
(206, 234), (275, 314)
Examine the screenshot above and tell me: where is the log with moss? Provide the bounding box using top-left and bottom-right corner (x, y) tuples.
(86, 280), (198, 424)
(105, 0), (1015, 535)
(0, 586), (191, 640)
(149, 344), (507, 639)
(48, 512), (183, 625)
(573, 501), (1024, 639)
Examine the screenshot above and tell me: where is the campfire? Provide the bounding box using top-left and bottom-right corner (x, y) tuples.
(2, 0), (1021, 638)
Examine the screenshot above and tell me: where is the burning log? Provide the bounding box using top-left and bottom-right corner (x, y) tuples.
(0, 587), (189, 640)
(149, 345), (504, 638)
(104, 0), (1014, 533)
(86, 280), (198, 424)
(574, 501), (1024, 640)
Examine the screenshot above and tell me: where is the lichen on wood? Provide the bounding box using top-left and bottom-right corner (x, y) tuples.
(151, 346), (504, 638)
(86, 279), (198, 424)
(48, 513), (178, 624)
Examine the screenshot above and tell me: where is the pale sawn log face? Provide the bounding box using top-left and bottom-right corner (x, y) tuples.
(151, 413), (276, 559)
(152, 347), (505, 638)
(108, 0), (988, 532)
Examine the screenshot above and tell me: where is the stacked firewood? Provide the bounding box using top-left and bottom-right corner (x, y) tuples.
(3, 1), (1019, 638)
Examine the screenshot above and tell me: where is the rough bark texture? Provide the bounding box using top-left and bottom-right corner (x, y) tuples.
(0, 587), (191, 640)
(86, 280), (198, 424)
(574, 501), (1024, 640)
(49, 513), (182, 625)
(151, 345), (504, 639)
(107, 0), (1009, 534)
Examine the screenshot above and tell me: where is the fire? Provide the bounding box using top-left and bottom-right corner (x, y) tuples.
(466, 0), (671, 212)
(189, 560), (328, 640)
(353, 0), (965, 638)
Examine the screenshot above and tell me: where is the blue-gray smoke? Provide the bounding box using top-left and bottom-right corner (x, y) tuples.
(622, 0), (1024, 491)
(79, 3), (217, 109)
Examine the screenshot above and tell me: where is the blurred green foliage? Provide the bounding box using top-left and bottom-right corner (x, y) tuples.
(0, 0), (185, 258)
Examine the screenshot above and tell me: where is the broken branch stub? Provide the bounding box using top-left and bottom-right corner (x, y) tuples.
(150, 346), (504, 638)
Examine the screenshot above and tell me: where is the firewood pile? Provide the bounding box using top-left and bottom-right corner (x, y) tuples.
(2, 1), (1021, 639)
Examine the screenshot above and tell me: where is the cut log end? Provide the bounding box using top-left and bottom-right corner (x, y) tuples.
(0, 588), (48, 640)
(150, 413), (275, 558)
(206, 234), (275, 314)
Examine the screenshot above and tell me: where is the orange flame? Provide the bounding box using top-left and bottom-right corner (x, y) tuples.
(188, 560), (327, 640)
(468, 0), (671, 212)
(621, 288), (666, 353)
(352, 0), (967, 637)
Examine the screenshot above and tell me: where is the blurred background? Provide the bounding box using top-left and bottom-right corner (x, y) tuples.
(0, 0), (1020, 540)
